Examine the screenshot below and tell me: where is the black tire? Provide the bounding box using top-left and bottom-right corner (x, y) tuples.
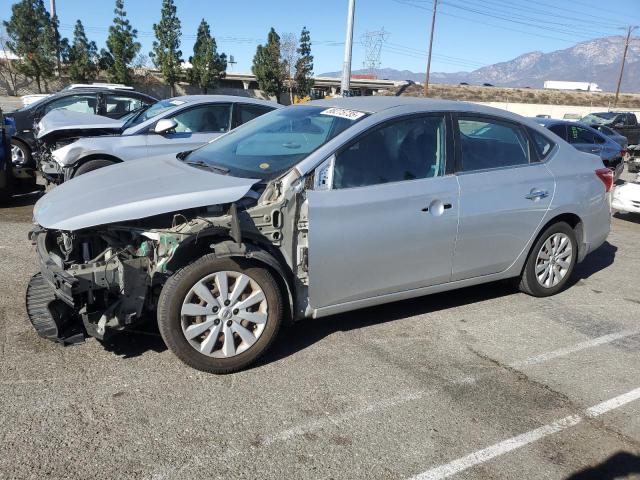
(519, 222), (578, 297)
(10, 139), (31, 167)
(157, 255), (283, 374)
(73, 159), (116, 178)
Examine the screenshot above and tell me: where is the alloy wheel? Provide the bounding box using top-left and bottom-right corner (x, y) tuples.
(535, 232), (573, 288)
(11, 145), (25, 165)
(180, 271), (268, 358)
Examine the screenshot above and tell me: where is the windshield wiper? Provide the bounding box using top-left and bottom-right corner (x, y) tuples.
(183, 159), (230, 175)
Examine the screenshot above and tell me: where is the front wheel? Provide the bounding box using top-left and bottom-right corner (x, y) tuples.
(157, 255), (283, 374)
(73, 159), (116, 178)
(519, 222), (577, 297)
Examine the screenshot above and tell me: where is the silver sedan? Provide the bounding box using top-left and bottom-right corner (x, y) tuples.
(29, 97), (612, 373)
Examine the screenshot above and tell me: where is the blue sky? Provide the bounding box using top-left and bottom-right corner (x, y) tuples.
(2, 0), (640, 75)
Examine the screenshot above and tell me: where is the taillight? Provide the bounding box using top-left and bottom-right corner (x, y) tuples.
(595, 167), (614, 192)
(621, 149), (628, 157)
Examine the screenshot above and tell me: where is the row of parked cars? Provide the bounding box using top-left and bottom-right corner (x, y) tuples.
(3, 84), (625, 374)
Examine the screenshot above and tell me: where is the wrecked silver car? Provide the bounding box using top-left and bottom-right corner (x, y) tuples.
(27, 98), (611, 373)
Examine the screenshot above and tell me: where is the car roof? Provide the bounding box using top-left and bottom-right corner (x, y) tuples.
(167, 95), (282, 108)
(304, 96), (531, 120)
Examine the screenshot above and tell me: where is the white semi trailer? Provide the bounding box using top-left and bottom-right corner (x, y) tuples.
(543, 80), (602, 92)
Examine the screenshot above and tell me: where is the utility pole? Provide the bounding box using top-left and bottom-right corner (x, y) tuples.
(50, 0), (61, 77)
(341, 0), (356, 97)
(614, 25), (637, 107)
(424, 0), (438, 97)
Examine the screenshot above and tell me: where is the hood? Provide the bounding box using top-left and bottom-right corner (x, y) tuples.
(34, 154), (259, 231)
(37, 109), (123, 139)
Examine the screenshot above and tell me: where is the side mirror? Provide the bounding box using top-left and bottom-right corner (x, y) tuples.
(614, 122), (624, 128)
(154, 118), (177, 134)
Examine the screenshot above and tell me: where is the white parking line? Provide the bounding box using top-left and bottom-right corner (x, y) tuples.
(410, 387), (640, 480)
(263, 329), (640, 445)
(263, 391), (425, 445)
(509, 328), (640, 369)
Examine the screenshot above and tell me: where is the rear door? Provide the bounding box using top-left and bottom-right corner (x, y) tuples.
(307, 113), (459, 308)
(452, 115), (555, 280)
(145, 103), (232, 157)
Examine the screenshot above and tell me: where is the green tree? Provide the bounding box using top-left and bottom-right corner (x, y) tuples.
(105, 0), (140, 84)
(295, 27), (314, 98)
(252, 28), (285, 103)
(188, 19), (226, 94)
(150, 0), (182, 96)
(67, 20), (98, 83)
(3, 0), (57, 92)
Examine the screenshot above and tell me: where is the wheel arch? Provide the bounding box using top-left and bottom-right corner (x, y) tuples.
(165, 230), (296, 324)
(72, 153), (122, 171)
(521, 212), (584, 277)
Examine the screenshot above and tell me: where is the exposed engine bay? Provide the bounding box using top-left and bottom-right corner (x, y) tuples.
(27, 175), (311, 344)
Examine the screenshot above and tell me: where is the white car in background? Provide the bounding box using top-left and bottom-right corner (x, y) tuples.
(612, 174), (640, 214)
(42, 95), (281, 184)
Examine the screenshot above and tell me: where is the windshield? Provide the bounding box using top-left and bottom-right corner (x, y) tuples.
(122, 99), (184, 129)
(581, 112), (616, 125)
(185, 105), (368, 180)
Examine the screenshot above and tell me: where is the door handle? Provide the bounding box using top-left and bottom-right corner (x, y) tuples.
(421, 200), (453, 215)
(525, 189), (549, 201)
(421, 203), (452, 212)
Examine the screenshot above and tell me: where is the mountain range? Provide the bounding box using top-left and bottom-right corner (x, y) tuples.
(320, 36), (640, 92)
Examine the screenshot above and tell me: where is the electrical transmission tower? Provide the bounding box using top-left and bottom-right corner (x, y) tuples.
(361, 28), (388, 78)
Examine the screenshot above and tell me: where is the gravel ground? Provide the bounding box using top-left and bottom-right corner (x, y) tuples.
(1, 179), (639, 480)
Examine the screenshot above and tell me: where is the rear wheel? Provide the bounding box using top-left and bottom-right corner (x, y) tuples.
(73, 159), (116, 178)
(157, 255), (283, 374)
(519, 222), (577, 297)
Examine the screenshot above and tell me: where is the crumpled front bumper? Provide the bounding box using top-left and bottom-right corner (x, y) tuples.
(32, 230), (78, 306)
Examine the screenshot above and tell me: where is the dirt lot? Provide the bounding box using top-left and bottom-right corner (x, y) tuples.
(389, 83), (640, 109)
(1, 180), (640, 480)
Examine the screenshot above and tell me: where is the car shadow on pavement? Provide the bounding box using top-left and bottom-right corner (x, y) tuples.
(261, 241), (618, 369)
(100, 320), (167, 358)
(570, 241), (617, 284)
(564, 451), (640, 479)
(94, 240), (618, 363)
(614, 212), (640, 224)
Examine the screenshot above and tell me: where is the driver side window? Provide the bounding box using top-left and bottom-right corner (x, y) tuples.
(170, 104), (231, 133)
(332, 115), (446, 189)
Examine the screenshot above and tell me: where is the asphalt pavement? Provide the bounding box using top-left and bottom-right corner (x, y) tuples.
(1, 185), (640, 480)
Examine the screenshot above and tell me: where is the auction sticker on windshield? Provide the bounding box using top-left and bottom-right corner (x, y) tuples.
(320, 108), (366, 120)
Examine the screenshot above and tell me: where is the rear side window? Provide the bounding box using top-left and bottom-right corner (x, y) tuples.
(457, 117), (529, 172)
(333, 114), (446, 189)
(237, 104), (273, 126)
(548, 124), (567, 140)
(568, 125), (597, 144)
(105, 95), (145, 116)
(528, 128), (555, 160)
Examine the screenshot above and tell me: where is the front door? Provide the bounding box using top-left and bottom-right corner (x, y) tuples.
(146, 103), (232, 157)
(452, 115), (555, 280)
(307, 114), (460, 308)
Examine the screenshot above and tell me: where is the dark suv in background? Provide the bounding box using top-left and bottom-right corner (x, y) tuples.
(4, 85), (156, 187)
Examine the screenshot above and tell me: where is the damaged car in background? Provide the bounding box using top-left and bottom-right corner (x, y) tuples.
(37, 95), (280, 185)
(27, 98), (612, 374)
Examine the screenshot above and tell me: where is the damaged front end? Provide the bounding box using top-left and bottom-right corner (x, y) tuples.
(28, 225), (155, 343)
(26, 174), (309, 345)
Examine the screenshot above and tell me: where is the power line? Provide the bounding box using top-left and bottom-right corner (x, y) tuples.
(391, 0), (596, 43)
